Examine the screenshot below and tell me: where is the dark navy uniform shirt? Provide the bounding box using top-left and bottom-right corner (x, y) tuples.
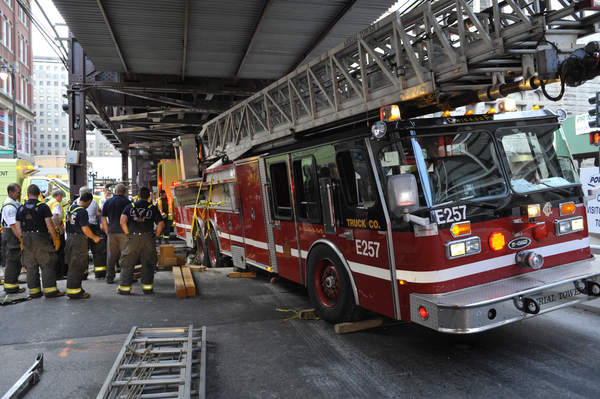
(66, 203), (89, 235)
(101, 194), (131, 234)
(122, 200), (162, 233)
(16, 199), (52, 233)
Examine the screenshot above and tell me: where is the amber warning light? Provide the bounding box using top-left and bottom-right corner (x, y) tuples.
(380, 105), (401, 121)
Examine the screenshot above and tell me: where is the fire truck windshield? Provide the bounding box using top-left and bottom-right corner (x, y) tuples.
(496, 125), (579, 194)
(378, 131), (507, 209)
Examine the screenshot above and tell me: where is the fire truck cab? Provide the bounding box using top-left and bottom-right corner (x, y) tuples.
(178, 109), (600, 333)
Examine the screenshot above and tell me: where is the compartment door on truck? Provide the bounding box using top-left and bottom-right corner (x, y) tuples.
(265, 155), (302, 283)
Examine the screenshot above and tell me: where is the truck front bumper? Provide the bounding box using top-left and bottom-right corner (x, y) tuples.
(410, 257), (600, 334)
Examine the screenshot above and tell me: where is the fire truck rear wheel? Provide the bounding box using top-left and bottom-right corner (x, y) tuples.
(307, 245), (357, 323)
(206, 226), (224, 268)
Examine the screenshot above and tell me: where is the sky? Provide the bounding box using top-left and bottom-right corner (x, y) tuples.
(32, 0), (66, 57)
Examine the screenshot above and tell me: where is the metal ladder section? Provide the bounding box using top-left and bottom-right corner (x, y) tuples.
(200, 0), (599, 161)
(96, 326), (206, 399)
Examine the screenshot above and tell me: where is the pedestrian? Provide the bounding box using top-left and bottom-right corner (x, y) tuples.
(15, 184), (63, 298)
(99, 186), (112, 210)
(65, 191), (101, 299)
(1, 183), (23, 294)
(118, 187), (164, 295)
(80, 187), (107, 278)
(47, 189), (67, 280)
(101, 183), (131, 284)
(157, 190), (172, 244)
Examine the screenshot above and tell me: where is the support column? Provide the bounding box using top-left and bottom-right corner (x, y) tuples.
(121, 147), (128, 186)
(68, 35), (87, 195)
(130, 149), (138, 194)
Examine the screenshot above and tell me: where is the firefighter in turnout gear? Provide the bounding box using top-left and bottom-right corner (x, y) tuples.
(157, 190), (171, 244)
(1, 183), (23, 294)
(80, 187), (106, 278)
(15, 184), (62, 298)
(65, 192), (101, 299)
(118, 187), (164, 295)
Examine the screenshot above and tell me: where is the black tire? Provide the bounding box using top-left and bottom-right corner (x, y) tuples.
(194, 227), (209, 267)
(205, 225), (224, 268)
(306, 245), (357, 323)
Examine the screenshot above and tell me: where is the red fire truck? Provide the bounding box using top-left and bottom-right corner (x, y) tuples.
(172, 1), (600, 332)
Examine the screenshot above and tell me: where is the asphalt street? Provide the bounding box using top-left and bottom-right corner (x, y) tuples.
(0, 268), (599, 399)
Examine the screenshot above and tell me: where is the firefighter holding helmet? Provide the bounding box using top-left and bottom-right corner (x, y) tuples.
(15, 184), (62, 298)
(118, 187), (164, 295)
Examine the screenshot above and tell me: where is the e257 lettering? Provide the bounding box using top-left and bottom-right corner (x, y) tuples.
(355, 240), (380, 258)
(433, 205), (467, 224)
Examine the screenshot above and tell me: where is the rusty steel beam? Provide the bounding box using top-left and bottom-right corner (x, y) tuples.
(68, 35), (88, 195)
(234, 0), (273, 78)
(287, 0), (357, 73)
(95, 0), (129, 72)
(101, 88), (198, 108)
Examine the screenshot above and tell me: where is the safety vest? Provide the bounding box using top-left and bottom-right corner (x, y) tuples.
(46, 198), (66, 226)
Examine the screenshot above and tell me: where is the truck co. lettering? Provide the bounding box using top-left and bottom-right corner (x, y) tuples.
(346, 218), (380, 229)
(535, 289), (581, 305)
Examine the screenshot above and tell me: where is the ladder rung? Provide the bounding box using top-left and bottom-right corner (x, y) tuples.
(111, 378), (184, 387)
(132, 337), (199, 343)
(119, 361), (186, 369)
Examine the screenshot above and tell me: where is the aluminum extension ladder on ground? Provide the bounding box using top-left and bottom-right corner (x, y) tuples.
(200, 0), (600, 161)
(96, 325), (206, 399)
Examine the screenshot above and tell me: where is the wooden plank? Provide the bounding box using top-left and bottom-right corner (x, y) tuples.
(227, 272), (256, 278)
(187, 265), (207, 272)
(172, 266), (187, 298)
(181, 266), (196, 297)
(334, 318), (383, 334)
(298, 308), (318, 320)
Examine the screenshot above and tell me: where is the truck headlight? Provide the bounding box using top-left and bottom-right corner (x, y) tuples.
(446, 237), (481, 259)
(555, 216), (584, 236)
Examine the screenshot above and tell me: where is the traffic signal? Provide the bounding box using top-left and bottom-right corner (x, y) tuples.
(590, 131), (600, 146)
(588, 92), (600, 128)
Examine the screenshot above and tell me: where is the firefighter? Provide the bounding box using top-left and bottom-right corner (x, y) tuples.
(1, 183), (23, 294)
(65, 191), (101, 299)
(47, 189), (67, 280)
(80, 187), (106, 278)
(157, 190), (171, 244)
(101, 183), (131, 284)
(118, 187), (164, 295)
(15, 184), (62, 298)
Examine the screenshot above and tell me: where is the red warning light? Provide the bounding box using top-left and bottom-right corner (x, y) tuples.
(418, 306), (428, 320)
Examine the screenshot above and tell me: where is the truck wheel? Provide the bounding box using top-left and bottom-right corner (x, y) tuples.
(195, 231), (209, 267)
(307, 245), (357, 323)
(206, 226), (224, 268)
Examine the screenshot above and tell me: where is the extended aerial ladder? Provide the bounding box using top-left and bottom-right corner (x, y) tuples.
(199, 0), (600, 161)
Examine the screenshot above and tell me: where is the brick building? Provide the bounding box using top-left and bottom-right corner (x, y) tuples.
(0, 0), (34, 159)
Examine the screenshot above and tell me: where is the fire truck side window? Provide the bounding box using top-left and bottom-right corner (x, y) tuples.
(336, 149), (377, 210)
(269, 162), (293, 220)
(292, 156), (320, 223)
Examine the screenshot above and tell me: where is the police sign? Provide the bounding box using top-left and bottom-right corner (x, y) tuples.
(579, 167), (600, 234)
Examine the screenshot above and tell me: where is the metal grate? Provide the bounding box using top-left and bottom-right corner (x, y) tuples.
(96, 325), (206, 399)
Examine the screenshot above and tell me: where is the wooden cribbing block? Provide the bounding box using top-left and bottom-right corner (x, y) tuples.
(298, 308), (318, 320)
(159, 245), (176, 265)
(334, 318), (383, 334)
(227, 272), (256, 278)
(188, 265), (207, 272)
(181, 266), (196, 297)
(172, 267), (187, 298)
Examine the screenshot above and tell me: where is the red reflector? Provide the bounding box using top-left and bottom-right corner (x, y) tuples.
(533, 223), (548, 241)
(418, 306), (428, 320)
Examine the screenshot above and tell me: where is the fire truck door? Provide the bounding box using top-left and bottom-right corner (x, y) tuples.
(265, 155), (302, 284)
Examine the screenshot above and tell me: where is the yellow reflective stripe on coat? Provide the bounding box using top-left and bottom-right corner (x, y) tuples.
(67, 288), (82, 295)
(43, 286), (57, 293)
(29, 287), (40, 294)
(94, 266), (106, 271)
(118, 285), (131, 291)
(3, 283), (19, 288)
(142, 284), (153, 290)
